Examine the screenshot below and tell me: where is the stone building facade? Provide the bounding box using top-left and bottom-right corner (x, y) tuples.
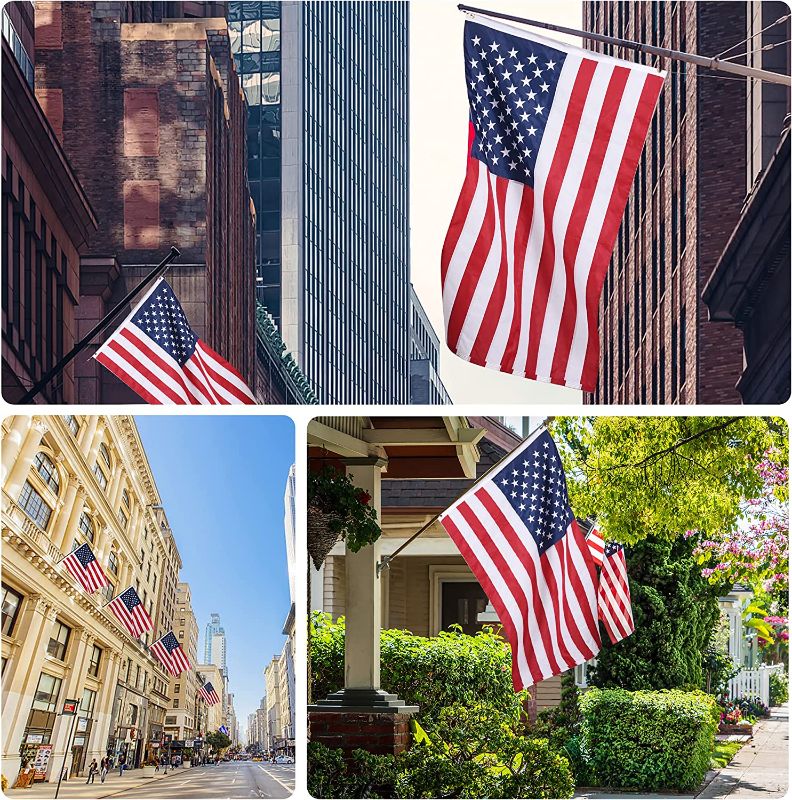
(1, 415), (182, 779)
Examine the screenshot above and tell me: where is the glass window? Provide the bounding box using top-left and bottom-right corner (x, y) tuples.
(102, 582), (115, 604)
(108, 552), (118, 575)
(19, 481), (53, 529)
(172, 698), (179, 709)
(33, 452), (59, 493)
(122, 489), (130, 509)
(81, 687), (96, 714)
(2, 584), (22, 636)
(78, 512), (95, 543)
(99, 443), (111, 469)
(93, 463), (107, 491)
(118, 509), (128, 529)
(47, 620), (71, 661)
(88, 645), (102, 677)
(64, 415), (79, 436)
(32, 673), (62, 712)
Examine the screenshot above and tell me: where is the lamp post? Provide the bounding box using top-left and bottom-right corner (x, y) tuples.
(54, 700), (79, 800)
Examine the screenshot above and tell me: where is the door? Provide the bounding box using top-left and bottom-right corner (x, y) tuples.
(441, 581), (490, 635)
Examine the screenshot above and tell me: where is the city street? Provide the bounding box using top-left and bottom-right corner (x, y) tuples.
(6, 762), (295, 800)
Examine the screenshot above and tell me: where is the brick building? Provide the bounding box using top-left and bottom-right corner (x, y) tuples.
(33, 2), (257, 403)
(585, 2), (752, 404)
(1, 4), (97, 403)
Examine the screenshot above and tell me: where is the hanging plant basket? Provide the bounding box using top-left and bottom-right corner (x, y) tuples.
(307, 507), (338, 570)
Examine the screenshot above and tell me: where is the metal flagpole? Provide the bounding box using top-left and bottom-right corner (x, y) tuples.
(458, 4), (792, 87)
(53, 709), (78, 799)
(18, 246), (181, 404)
(376, 417), (555, 576)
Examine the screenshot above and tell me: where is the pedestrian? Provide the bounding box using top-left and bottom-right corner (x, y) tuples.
(118, 753), (126, 777)
(100, 757), (109, 783)
(86, 759), (98, 784)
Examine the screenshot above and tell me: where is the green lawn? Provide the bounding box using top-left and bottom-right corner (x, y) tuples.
(710, 740), (745, 770)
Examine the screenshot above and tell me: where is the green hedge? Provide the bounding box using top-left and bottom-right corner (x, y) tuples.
(311, 613), (524, 724)
(579, 689), (719, 791)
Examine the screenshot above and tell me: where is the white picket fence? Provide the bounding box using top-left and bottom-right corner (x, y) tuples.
(728, 663), (786, 706)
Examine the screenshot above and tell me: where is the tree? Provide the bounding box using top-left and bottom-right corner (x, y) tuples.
(206, 731), (232, 752)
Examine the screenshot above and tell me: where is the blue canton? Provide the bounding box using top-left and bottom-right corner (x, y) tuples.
(119, 587), (142, 610)
(131, 280), (198, 365)
(72, 543), (96, 566)
(160, 632), (180, 653)
(464, 20), (567, 188)
(604, 542), (624, 558)
(492, 429), (573, 554)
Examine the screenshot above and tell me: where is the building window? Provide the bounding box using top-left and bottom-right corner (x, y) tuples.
(102, 582), (115, 603)
(33, 452), (59, 493)
(78, 512), (95, 543)
(32, 673), (62, 712)
(165, 715), (177, 725)
(88, 644), (102, 677)
(47, 620), (71, 661)
(1, 584), (22, 636)
(99, 443), (111, 470)
(122, 489), (130, 509)
(64, 415), (79, 436)
(118, 509), (128, 529)
(108, 552), (118, 575)
(81, 687), (96, 714)
(93, 463), (108, 491)
(173, 699), (179, 708)
(19, 482), (53, 529)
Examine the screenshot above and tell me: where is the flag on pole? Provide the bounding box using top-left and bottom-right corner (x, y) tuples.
(61, 543), (108, 593)
(585, 526), (606, 567)
(441, 16), (664, 392)
(198, 682), (220, 705)
(107, 587), (153, 638)
(598, 542), (635, 644)
(94, 278), (256, 405)
(438, 427), (601, 691)
(150, 631), (192, 677)
(219, 725), (229, 736)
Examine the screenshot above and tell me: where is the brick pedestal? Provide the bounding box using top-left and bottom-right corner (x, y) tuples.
(309, 711), (413, 757)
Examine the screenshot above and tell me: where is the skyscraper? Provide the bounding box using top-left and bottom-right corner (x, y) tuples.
(284, 464), (296, 601)
(203, 612), (225, 665)
(231, 1), (412, 403)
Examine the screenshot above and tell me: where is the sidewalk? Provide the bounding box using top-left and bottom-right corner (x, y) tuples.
(5, 765), (203, 799)
(575, 704), (789, 800)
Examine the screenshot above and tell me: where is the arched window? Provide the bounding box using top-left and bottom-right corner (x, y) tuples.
(78, 512), (95, 543)
(33, 452), (59, 493)
(64, 415), (79, 436)
(99, 443), (111, 470)
(122, 489), (130, 509)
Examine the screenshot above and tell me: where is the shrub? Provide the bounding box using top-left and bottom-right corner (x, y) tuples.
(310, 614), (524, 725)
(307, 743), (396, 799)
(579, 689), (719, 791)
(736, 696), (770, 720)
(769, 671), (788, 706)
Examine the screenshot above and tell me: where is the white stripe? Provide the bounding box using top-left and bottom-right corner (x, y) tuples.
(597, 586), (625, 641)
(484, 180), (524, 367)
(512, 54), (582, 376)
(96, 350), (173, 404)
(534, 60), (614, 379)
(195, 342), (255, 401)
(442, 161), (490, 324)
(564, 69), (648, 387)
(183, 359), (223, 403)
(565, 531), (602, 654)
(602, 558), (633, 632)
(543, 543), (587, 666)
(444, 507), (533, 686)
(189, 350), (238, 404)
(455, 172), (503, 360)
(118, 325), (193, 403)
(602, 555), (632, 613)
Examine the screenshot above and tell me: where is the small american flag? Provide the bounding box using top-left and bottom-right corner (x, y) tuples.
(198, 682), (220, 706)
(94, 278), (255, 405)
(586, 527), (606, 568)
(150, 631), (191, 677)
(107, 587), (153, 638)
(598, 542), (635, 644)
(442, 17), (664, 392)
(219, 725), (229, 736)
(439, 427), (601, 690)
(62, 543), (108, 593)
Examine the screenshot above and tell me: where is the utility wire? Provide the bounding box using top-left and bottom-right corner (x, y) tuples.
(722, 38), (792, 63)
(714, 13), (791, 59)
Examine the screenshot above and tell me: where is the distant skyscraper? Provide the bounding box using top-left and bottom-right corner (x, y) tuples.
(204, 613), (225, 665)
(410, 287), (451, 404)
(284, 464), (296, 601)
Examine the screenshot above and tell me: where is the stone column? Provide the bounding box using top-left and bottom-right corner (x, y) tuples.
(1, 417), (32, 485)
(4, 419), (48, 500)
(2, 600), (58, 777)
(89, 649), (122, 764)
(109, 467), (125, 511)
(85, 419), (106, 471)
(80, 416), (100, 458)
(49, 478), (83, 554)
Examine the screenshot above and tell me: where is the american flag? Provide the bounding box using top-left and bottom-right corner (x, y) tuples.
(107, 586), (153, 638)
(441, 17), (664, 392)
(62, 543), (108, 594)
(150, 631), (191, 677)
(198, 682), (220, 706)
(439, 427), (601, 691)
(586, 526), (606, 568)
(219, 725), (229, 736)
(94, 278), (255, 405)
(598, 542), (635, 644)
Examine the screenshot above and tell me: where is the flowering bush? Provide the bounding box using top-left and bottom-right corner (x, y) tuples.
(719, 700), (743, 726)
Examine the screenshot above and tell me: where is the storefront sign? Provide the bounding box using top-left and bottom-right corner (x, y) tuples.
(33, 744), (52, 780)
(184, 740), (194, 748)
(77, 717), (89, 733)
(25, 734), (44, 744)
(61, 699), (79, 715)
(73, 736), (85, 747)
(151, 742), (160, 748)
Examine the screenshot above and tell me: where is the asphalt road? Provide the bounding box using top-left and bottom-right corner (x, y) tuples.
(107, 762), (295, 799)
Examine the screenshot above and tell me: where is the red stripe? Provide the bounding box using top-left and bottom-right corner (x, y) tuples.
(563, 522), (602, 651)
(550, 66), (630, 383)
(189, 352), (228, 404)
(103, 340), (186, 405)
(525, 58), (597, 379)
(196, 340), (255, 402)
(580, 72), (664, 391)
(468, 178), (510, 365)
(96, 352), (164, 405)
(195, 344), (255, 404)
(446, 169), (496, 352)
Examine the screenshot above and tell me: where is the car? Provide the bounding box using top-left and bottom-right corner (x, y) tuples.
(252, 757), (263, 762)
(274, 755), (294, 765)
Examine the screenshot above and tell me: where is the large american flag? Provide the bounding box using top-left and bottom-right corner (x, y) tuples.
(441, 17), (664, 392)
(150, 631), (192, 677)
(107, 586), (153, 638)
(62, 543), (108, 594)
(94, 278), (255, 405)
(598, 542), (635, 644)
(198, 682), (220, 706)
(439, 427), (601, 691)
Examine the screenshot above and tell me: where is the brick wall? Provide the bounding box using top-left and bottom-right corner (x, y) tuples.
(309, 711), (412, 757)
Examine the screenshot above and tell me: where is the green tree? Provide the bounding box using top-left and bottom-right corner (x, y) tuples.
(206, 731), (232, 752)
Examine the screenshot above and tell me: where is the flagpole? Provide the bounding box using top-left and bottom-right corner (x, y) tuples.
(18, 246), (181, 404)
(458, 5), (792, 87)
(375, 417), (555, 576)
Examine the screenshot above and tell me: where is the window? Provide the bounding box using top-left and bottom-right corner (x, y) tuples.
(32, 673), (62, 712)
(34, 452), (59, 493)
(19, 482), (52, 529)
(135, 664), (141, 688)
(99, 443), (111, 469)
(81, 687), (96, 714)
(93, 463), (107, 490)
(122, 489), (130, 509)
(78, 512), (95, 543)
(2, 584), (22, 636)
(88, 644), (102, 677)
(174, 683), (180, 694)
(64, 415), (79, 436)
(178, 630), (184, 640)
(102, 582), (115, 603)
(172, 698), (179, 708)
(165, 715), (177, 725)
(118, 509), (128, 529)
(47, 620), (71, 661)
(108, 552), (118, 575)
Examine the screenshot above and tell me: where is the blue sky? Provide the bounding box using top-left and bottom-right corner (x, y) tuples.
(135, 415), (295, 732)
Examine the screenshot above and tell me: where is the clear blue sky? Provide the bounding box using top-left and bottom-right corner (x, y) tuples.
(135, 415), (295, 733)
